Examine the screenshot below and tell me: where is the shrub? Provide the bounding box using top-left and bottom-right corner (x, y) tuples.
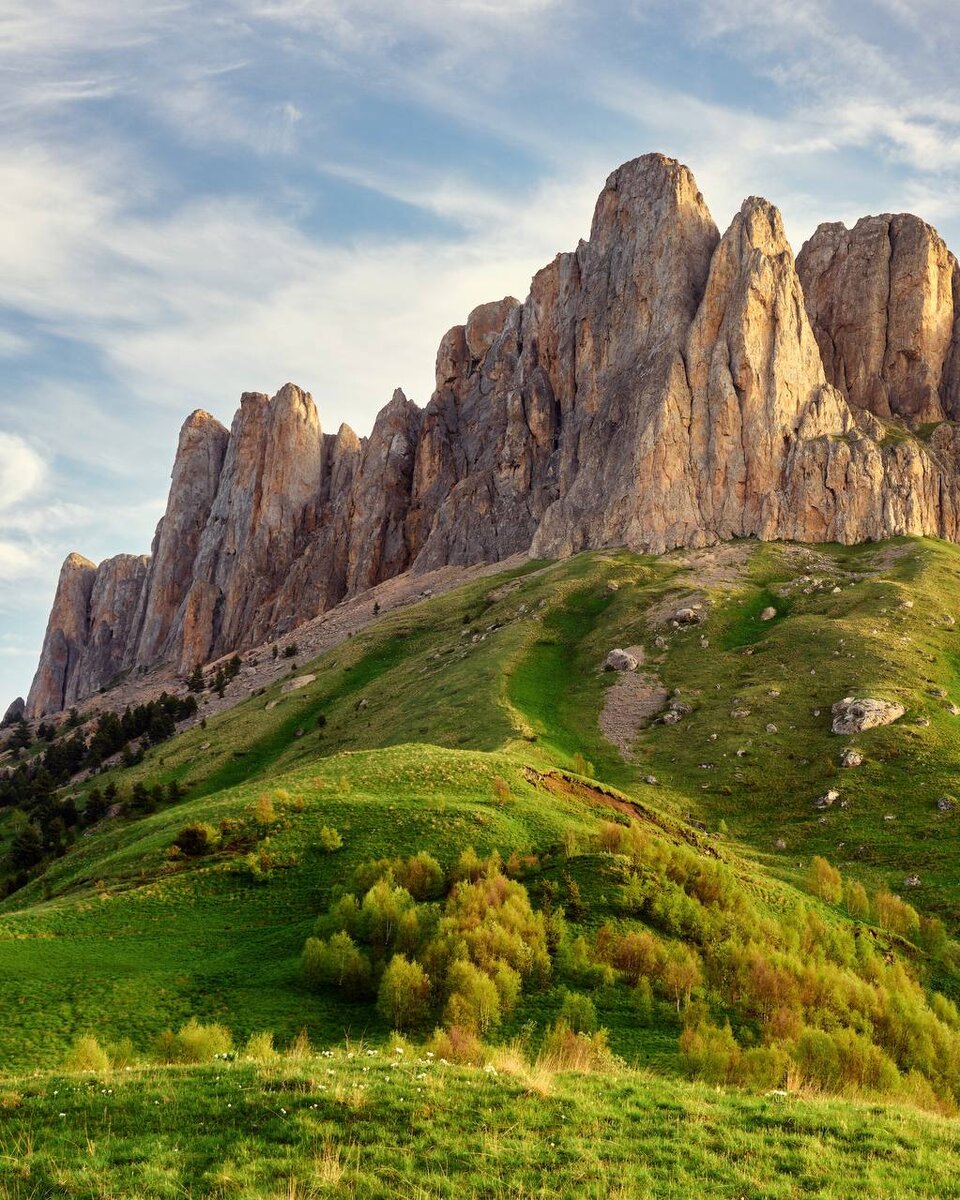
(451, 847), (485, 884)
(302, 933), (373, 997)
(874, 890), (920, 939)
(252, 795), (278, 826)
(634, 977), (655, 1025)
(428, 1024), (485, 1065)
(680, 1021), (740, 1084)
(361, 880), (418, 952)
(155, 1019), (233, 1064)
(377, 955), (431, 1030)
(443, 960), (502, 1033)
(558, 990), (598, 1034)
(65, 1034), (110, 1073)
(598, 822), (625, 854)
(807, 856), (842, 904)
(492, 775), (511, 804)
(844, 880), (870, 921)
(396, 851), (444, 900)
(244, 1032), (277, 1061)
(608, 929), (664, 985)
(173, 822), (220, 857)
(105, 1037), (137, 1069)
(662, 944), (702, 1012)
(540, 1019), (615, 1071)
(318, 826), (343, 852)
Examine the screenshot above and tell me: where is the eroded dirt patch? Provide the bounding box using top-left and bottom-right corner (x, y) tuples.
(598, 645), (669, 761)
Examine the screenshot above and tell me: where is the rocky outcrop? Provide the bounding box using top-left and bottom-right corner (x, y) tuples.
(130, 409), (230, 668)
(2, 697), (25, 726)
(24, 152), (960, 716)
(797, 215), (960, 423)
(831, 697), (906, 734)
(26, 552), (149, 717)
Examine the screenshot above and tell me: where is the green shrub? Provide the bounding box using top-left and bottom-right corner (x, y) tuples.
(807, 856), (842, 904)
(540, 1019), (615, 1071)
(244, 1032), (277, 1061)
(106, 1037), (137, 1069)
(443, 960), (501, 1033)
(680, 1021), (740, 1084)
(173, 822), (220, 858)
(154, 1019), (233, 1064)
(302, 932), (373, 997)
(318, 826), (343, 852)
(559, 990), (598, 1034)
(65, 1034), (110, 1073)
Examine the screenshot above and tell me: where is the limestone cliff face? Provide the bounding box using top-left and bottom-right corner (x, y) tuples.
(797, 214), (960, 423)
(25, 152), (960, 717)
(27, 552), (149, 716)
(130, 409), (229, 668)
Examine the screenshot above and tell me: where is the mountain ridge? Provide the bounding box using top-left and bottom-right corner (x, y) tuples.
(23, 151), (960, 717)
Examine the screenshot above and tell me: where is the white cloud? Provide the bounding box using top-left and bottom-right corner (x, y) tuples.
(0, 434), (47, 514)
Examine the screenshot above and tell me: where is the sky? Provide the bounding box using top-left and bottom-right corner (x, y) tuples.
(2, 0), (960, 706)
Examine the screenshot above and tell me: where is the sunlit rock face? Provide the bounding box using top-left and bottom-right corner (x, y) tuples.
(25, 154), (960, 715)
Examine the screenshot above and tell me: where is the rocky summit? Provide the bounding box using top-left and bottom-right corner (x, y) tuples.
(24, 152), (960, 717)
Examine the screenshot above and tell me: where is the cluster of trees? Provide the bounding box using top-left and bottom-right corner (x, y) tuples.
(0, 693), (197, 818)
(299, 821), (960, 1108)
(303, 850), (551, 1035)
(2, 775), (188, 893)
(189, 655), (242, 698)
(588, 819), (960, 1109)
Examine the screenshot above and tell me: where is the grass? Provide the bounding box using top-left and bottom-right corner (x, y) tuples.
(9, 538), (960, 1190)
(4, 1048), (960, 1199)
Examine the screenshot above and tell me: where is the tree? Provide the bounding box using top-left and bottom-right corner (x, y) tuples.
(8, 812), (43, 871)
(807, 856), (842, 904)
(85, 786), (107, 824)
(662, 945), (702, 1012)
(377, 955), (430, 1029)
(9, 720), (31, 752)
(186, 664), (205, 693)
(213, 668), (226, 699)
(443, 960), (501, 1033)
(302, 932), (372, 997)
(130, 782), (150, 813)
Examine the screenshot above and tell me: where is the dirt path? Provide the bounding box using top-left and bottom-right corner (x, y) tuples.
(597, 645), (669, 761)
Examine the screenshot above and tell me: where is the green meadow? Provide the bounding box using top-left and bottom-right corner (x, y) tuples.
(6, 538), (960, 1195)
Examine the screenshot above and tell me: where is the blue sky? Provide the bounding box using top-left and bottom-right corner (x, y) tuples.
(2, 0), (960, 706)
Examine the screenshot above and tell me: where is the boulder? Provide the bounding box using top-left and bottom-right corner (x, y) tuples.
(839, 747), (864, 768)
(604, 649), (639, 672)
(282, 673), (316, 694)
(831, 697), (905, 734)
(2, 697), (25, 726)
(760, 606), (777, 621)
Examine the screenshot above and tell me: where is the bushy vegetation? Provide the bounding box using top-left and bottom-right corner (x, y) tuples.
(304, 850), (549, 1039)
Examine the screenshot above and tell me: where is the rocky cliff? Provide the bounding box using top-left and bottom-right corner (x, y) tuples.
(25, 153), (960, 716)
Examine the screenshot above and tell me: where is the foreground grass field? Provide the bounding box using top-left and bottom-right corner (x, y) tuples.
(6, 1047), (960, 1199)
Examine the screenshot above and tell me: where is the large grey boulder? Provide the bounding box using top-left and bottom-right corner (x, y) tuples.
(831, 697), (905, 734)
(604, 649), (639, 672)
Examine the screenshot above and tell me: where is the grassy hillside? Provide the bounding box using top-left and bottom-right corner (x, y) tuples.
(5, 537), (960, 1195)
(6, 1048), (960, 1199)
